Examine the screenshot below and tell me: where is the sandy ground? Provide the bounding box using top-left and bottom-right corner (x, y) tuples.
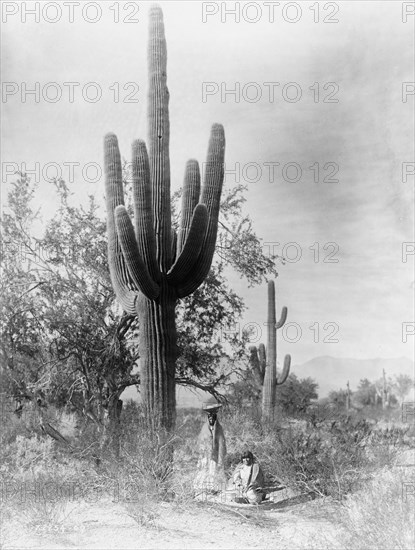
(1, 490), (344, 550)
(3, 449), (413, 550)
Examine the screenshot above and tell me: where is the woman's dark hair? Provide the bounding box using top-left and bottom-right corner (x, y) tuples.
(241, 450), (254, 461)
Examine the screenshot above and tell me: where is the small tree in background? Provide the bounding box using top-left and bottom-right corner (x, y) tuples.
(393, 374), (414, 405)
(354, 378), (378, 408)
(276, 374), (318, 416)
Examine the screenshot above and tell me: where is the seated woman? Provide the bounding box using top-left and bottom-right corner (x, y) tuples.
(230, 450), (266, 504)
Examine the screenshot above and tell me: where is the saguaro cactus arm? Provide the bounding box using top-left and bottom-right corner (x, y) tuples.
(105, 132), (161, 302)
(167, 204), (208, 284)
(115, 206), (160, 300)
(104, 133), (139, 314)
(276, 354), (291, 385)
(177, 159), (201, 254)
(175, 124), (225, 298)
(276, 306), (287, 329)
(131, 139), (160, 282)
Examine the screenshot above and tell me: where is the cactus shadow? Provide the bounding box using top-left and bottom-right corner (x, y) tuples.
(262, 492), (315, 510)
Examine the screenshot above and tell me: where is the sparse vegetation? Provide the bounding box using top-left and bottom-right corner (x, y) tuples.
(1, 395), (413, 548)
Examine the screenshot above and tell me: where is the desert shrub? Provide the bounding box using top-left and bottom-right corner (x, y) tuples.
(220, 407), (391, 500)
(0, 399), (81, 450)
(220, 408), (264, 470)
(366, 423), (411, 468)
(118, 403), (201, 494)
(96, 410), (186, 527)
(119, 402), (177, 487)
(271, 421), (371, 499)
(0, 400), (40, 447)
(0, 429), (102, 539)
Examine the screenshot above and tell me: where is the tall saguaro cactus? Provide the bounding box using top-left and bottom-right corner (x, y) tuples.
(104, 6), (225, 430)
(250, 280), (291, 421)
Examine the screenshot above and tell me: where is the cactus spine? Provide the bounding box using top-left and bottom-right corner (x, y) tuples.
(250, 280), (291, 422)
(104, 6), (225, 430)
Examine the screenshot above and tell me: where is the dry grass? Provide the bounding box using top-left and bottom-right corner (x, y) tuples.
(123, 496), (162, 530)
(18, 498), (75, 531)
(339, 455), (415, 550)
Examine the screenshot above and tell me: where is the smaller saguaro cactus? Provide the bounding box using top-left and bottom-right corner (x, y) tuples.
(249, 280), (291, 421)
(375, 368), (390, 409)
(346, 380), (351, 412)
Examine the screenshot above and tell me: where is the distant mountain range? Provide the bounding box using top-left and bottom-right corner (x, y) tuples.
(174, 356), (415, 408)
(293, 356), (415, 397)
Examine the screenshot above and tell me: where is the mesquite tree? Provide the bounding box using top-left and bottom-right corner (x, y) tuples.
(250, 280), (291, 421)
(104, 6), (225, 430)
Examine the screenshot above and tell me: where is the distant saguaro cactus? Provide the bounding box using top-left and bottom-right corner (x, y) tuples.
(104, 6), (225, 430)
(346, 380), (351, 412)
(375, 369), (390, 409)
(250, 280), (291, 421)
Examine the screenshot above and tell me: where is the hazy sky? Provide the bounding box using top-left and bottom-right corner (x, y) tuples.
(2, 1), (414, 365)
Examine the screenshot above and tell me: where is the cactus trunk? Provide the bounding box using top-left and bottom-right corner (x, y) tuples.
(104, 6), (225, 431)
(262, 281), (277, 420)
(138, 287), (176, 430)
